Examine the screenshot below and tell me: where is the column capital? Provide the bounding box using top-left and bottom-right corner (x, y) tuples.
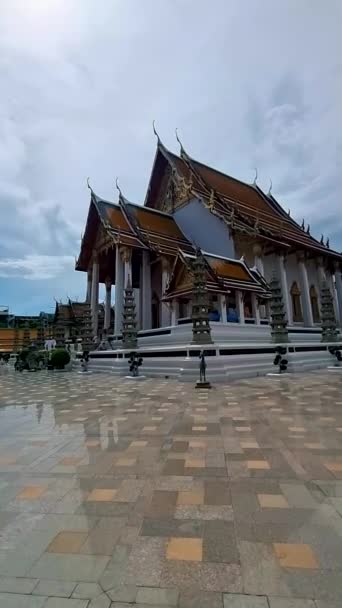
(120, 246), (132, 263)
(161, 256), (171, 272)
(252, 243), (263, 257)
(296, 250), (306, 263)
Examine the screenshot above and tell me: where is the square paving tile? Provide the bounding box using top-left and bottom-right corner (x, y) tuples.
(257, 494), (289, 508)
(129, 440), (148, 448)
(247, 461), (270, 470)
(273, 543), (319, 569)
(86, 489), (117, 501)
(325, 462), (342, 472)
(116, 458), (136, 466)
(177, 490), (204, 506)
(241, 441), (259, 449)
(47, 531), (88, 553)
(167, 537), (203, 562)
(192, 426), (207, 432)
(60, 457), (82, 466)
(16, 486), (46, 500)
(185, 459), (205, 468)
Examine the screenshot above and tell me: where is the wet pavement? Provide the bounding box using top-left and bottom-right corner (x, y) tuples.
(0, 369), (342, 607)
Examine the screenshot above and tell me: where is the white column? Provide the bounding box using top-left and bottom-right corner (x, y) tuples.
(253, 244), (264, 276)
(317, 260), (326, 283)
(251, 293), (261, 324)
(277, 254), (292, 325)
(161, 258), (171, 327)
(171, 299), (179, 326)
(236, 290), (245, 324)
(327, 271), (339, 322)
(90, 255), (99, 339)
(141, 250), (152, 329)
(114, 247), (124, 335)
(104, 277), (112, 330)
(86, 268), (92, 303)
(122, 247), (132, 287)
(334, 264), (342, 325)
(218, 294), (227, 324)
(298, 254), (313, 327)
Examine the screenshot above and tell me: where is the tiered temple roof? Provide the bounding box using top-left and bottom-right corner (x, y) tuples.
(76, 190), (194, 271)
(145, 141), (342, 261)
(164, 251), (269, 301)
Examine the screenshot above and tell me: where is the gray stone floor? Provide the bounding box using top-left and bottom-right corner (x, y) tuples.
(0, 369), (342, 607)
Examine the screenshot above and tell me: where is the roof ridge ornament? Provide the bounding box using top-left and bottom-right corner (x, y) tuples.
(267, 178), (272, 196)
(320, 234), (324, 245)
(301, 219), (305, 230)
(306, 224), (310, 235)
(175, 128), (188, 159)
(253, 168), (258, 185)
(115, 177), (123, 199)
(87, 177), (94, 193)
(287, 209), (291, 217)
(152, 120), (161, 143)
(326, 237), (330, 249)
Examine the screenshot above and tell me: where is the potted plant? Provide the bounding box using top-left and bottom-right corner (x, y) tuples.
(50, 348), (71, 371)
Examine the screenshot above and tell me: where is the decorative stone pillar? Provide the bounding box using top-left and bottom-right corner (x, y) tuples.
(251, 293), (261, 324)
(297, 253), (313, 327)
(141, 250), (152, 330)
(161, 257), (171, 327)
(114, 246), (124, 335)
(218, 294), (227, 324)
(86, 268), (92, 303)
(171, 299), (179, 326)
(276, 254), (291, 325)
(253, 243), (264, 276)
(316, 257), (326, 283)
(236, 290), (245, 324)
(90, 254), (99, 339)
(333, 262), (342, 325)
(122, 247), (132, 288)
(104, 277), (112, 330)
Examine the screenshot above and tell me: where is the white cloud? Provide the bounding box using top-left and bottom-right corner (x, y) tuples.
(0, 255), (75, 280)
(0, 0), (341, 313)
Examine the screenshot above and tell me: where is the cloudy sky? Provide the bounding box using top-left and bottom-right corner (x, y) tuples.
(0, 0), (341, 315)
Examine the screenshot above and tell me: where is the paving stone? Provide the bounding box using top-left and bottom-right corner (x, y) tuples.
(72, 582), (102, 598)
(0, 594), (47, 608)
(33, 580), (77, 597)
(223, 594), (268, 607)
(29, 554), (110, 581)
(179, 589), (223, 608)
(267, 600), (316, 607)
(135, 586), (179, 605)
(0, 577), (38, 594)
(107, 584), (137, 602)
(45, 599), (88, 608)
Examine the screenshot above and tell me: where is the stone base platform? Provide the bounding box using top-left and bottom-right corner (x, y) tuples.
(86, 340), (342, 382)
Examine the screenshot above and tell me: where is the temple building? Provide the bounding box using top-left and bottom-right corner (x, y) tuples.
(76, 133), (342, 348)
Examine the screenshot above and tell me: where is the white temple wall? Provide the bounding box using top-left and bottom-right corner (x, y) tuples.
(285, 254), (302, 290)
(262, 253), (277, 282)
(306, 260), (320, 293)
(174, 198), (235, 258)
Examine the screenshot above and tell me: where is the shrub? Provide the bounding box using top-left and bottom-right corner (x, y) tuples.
(50, 348), (70, 370)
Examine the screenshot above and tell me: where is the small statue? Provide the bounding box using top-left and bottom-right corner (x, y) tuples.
(196, 350), (211, 389)
(199, 351), (207, 383)
(128, 351), (143, 377)
(80, 351), (89, 373)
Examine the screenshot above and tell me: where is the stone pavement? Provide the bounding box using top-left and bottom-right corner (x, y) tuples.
(0, 369), (342, 607)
